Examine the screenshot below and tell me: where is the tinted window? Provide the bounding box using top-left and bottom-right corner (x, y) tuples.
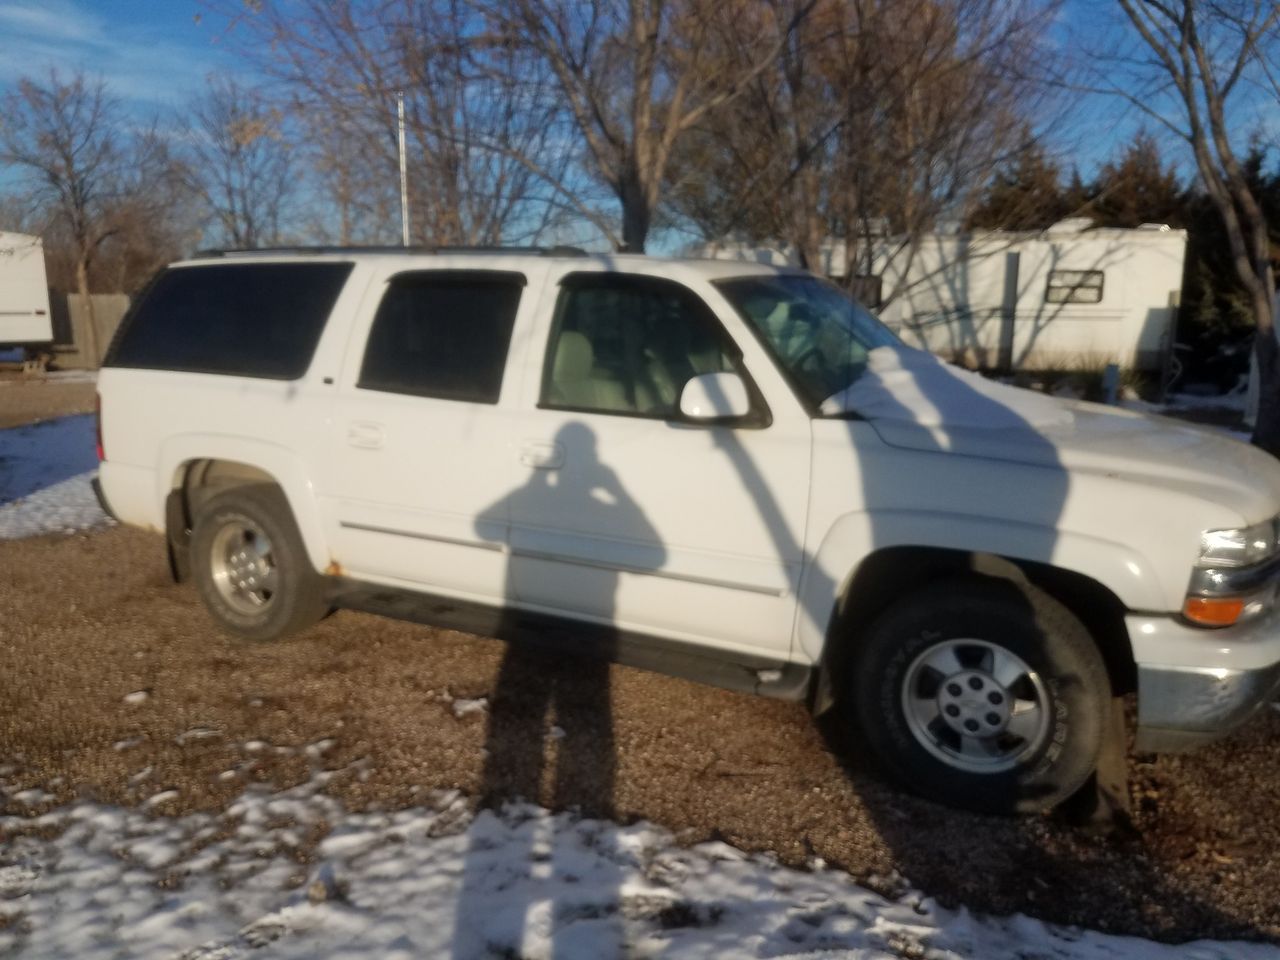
(541, 274), (740, 418)
(107, 262), (352, 379)
(358, 271), (524, 404)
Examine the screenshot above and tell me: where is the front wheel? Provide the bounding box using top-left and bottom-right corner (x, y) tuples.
(190, 484), (328, 642)
(849, 577), (1110, 815)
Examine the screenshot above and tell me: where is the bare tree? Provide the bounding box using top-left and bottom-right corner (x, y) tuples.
(1099, 0), (1280, 452)
(0, 71), (124, 363)
(671, 0), (1060, 303)
(213, 0), (573, 247)
(489, 0), (817, 252)
(97, 125), (199, 292)
(187, 76), (296, 248)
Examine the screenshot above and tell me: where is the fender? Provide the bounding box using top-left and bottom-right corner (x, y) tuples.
(795, 509), (1168, 664)
(158, 434), (331, 574)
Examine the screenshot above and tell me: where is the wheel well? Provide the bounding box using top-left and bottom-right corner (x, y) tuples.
(165, 459), (282, 582)
(173, 459), (278, 512)
(817, 546), (1135, 713)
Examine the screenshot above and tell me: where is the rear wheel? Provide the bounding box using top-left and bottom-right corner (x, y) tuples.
(849, 577), (1110, 814)
(190, 485), (327, 642)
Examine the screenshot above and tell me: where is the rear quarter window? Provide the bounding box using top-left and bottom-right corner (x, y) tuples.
(105, 262), (354, 379)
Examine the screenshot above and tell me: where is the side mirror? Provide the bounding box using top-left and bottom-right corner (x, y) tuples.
(679, 372), (751, 421)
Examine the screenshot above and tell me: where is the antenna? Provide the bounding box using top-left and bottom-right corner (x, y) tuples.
(397, 92), (410, 247)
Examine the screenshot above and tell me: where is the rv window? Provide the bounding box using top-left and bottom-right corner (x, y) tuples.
(1046, 269), (1104, 304)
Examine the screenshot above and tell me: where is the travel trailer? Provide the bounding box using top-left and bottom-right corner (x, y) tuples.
(707, 220), (1188, 372)
(0, 232), (53, 356)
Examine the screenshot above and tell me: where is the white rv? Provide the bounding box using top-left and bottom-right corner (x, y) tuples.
(0, 232), (53, 353)
(707, 220), (1188, 372)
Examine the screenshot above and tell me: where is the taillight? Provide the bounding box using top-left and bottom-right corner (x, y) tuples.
(95, 392), (104, 462)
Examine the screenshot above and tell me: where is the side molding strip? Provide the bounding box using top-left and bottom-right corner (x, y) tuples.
(340, 520), (789, 597)
(340, 520), (503, 552)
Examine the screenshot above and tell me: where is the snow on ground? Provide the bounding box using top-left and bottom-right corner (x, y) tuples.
(1, 765), (1273, 960)
(0, 413), (111, 539)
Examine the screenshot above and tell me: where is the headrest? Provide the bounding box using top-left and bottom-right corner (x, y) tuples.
(553, 330), (594, 381)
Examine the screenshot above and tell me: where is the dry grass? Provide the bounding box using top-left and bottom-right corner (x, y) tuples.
(0, 377), (96, 429)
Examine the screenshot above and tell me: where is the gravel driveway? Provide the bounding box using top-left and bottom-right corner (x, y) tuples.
(2, 525), (1279, 946)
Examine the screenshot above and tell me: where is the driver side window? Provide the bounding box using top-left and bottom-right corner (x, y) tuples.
(540, 275), (738, 418)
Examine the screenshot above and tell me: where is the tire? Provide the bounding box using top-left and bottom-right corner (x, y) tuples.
(189, 484), (328, 642)
(849, 576), (1110, 815)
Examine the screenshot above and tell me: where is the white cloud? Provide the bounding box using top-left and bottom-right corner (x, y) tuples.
(0, 0), (233, 109)
(0, 1), (105, 43)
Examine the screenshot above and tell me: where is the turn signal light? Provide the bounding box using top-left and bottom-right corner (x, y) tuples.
(1182, 596), (1245, 627)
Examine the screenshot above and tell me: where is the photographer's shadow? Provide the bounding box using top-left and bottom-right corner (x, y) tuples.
(452, 422), (663, 957)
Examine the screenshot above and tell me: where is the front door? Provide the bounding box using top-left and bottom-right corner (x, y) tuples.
(503, 272), (811, 658)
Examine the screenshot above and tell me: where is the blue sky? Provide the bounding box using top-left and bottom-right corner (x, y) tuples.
(0, 0), (238, 110)
(0, 0), (1173, 178)
(0, 0), (1274, 248)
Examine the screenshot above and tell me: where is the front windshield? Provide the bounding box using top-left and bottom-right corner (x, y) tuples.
(714, 274), (899, 410)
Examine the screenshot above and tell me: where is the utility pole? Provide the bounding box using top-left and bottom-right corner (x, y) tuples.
(397, 91), (410, 246)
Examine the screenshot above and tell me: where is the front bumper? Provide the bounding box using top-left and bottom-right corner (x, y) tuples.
(1129, 606), (1280, 752)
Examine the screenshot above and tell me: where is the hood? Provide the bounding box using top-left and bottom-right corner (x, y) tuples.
(822, 345), (1280, 523)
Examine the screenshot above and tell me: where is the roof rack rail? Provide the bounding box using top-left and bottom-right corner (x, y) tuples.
(435, 245), (589, 257)
(188, 244), (590, 259)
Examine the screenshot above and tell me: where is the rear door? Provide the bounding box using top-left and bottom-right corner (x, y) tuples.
(321, 266), (540, 601)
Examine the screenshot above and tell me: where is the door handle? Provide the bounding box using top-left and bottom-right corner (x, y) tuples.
(520, 441), (564, 469)
(347, 421), (385, 449)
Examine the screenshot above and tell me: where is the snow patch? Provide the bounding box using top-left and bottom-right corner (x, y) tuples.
(304, 739), (337, 759)
(0, 414), (111, 539)
(0, 775), (1274, 958)
(451, 697), (489, 719)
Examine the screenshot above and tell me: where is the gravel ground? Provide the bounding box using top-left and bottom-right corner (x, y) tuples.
(3, 525), (1280, 946)
(0, 376), (96, 429)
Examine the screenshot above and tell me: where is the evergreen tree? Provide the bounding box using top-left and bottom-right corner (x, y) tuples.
(1084, 133), (1184, 228)
(966, 142), (1071, 230)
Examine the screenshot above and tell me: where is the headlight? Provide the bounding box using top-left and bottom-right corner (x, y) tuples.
(1197, 518), (1280, 568)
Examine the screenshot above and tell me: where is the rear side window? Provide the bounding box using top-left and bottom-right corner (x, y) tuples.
(358, 271), (524, 404)
(106, 262), (353, 379)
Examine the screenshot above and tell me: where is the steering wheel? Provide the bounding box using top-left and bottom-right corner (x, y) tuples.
(792, 345), (830, 377)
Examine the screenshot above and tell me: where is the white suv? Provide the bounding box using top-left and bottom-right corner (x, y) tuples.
(95, 247), (1280, 814)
